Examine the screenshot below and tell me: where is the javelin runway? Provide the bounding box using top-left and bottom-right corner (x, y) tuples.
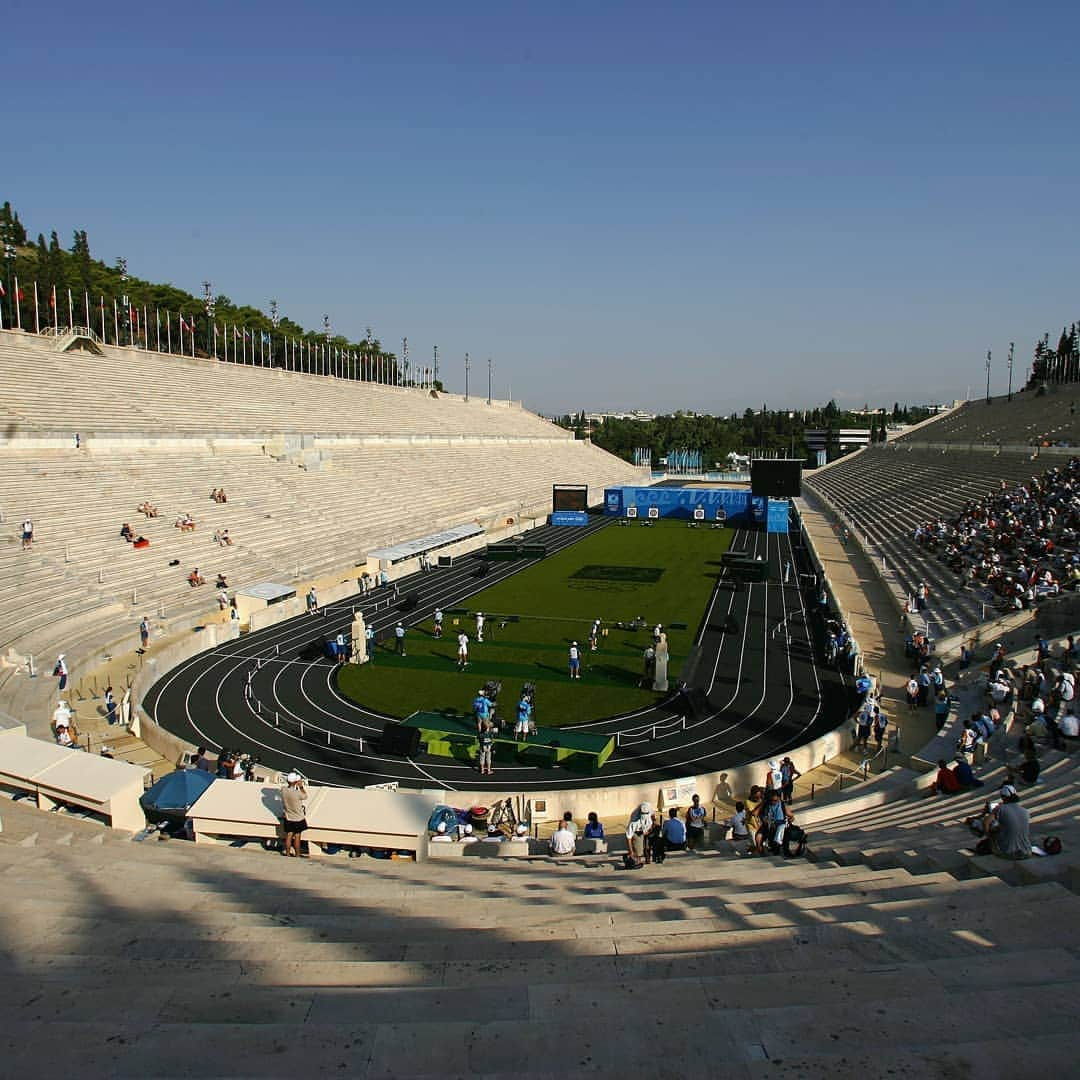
(144, 518), (849, 792)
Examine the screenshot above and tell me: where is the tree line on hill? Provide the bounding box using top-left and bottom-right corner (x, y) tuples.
(0, 199), (433, 385)
(553, 403), (919, 465)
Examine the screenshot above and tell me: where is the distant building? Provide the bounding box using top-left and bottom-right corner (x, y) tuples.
(583, 410), (656, 423)
(804, 428), (871, 454)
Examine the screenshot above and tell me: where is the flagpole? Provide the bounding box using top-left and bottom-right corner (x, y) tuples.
(33, 280), (40, 334)
(166, 310), (172, 354)
(85, 291), (90, 332)
(13, 276), (21, 330)
(113, 299), (119, 344)
(100, 297), (106, 342)
(156, 308), (161, 352)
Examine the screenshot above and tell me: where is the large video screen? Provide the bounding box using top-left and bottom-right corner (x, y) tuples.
(750, 459), (802, 498)
(553, 485), (588, 512)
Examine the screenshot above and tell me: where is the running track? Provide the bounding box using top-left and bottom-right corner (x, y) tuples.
(144, 517), (849, 792)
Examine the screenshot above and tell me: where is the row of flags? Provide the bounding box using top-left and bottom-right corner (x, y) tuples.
(0, 279), (430, 387)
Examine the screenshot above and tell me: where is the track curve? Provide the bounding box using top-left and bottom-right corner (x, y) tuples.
(144, 517), (849, 791)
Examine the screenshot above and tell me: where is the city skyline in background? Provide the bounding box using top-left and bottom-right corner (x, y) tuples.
(8, 1), (1079, 416)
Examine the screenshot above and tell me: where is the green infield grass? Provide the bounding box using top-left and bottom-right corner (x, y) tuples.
(336, 519), (732, 727)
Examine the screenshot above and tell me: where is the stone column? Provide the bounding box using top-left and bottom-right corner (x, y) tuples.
(351, 613), (369, 664)
(653, 632), (669, 692)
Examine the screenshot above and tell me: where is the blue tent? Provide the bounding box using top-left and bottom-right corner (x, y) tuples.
(140, 769), (215, 823)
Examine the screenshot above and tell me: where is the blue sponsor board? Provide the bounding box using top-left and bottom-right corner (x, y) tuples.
(604, 487), (788, 533)
(549, 511), (590, 526)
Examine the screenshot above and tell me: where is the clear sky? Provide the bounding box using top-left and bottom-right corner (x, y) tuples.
(8, 1), (1079, 415)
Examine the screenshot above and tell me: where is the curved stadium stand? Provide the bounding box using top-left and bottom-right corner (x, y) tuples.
(5, 335), (1080, 1075)
(0, 329), (642, 728)
(804, 390), (1080, 637)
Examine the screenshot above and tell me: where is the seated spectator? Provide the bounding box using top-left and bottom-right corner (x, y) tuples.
(987, 785), (1032, 860)
(560, 811), (578, 838)
(120, 523), (134, 542)
(662, 807), (687, 852)
(188, 567), (205, 587)
(583, 812), (604, 840)
(1060, 710), (1079, 738)
(175, 513), (195, 532)
(216, 572), (228, 589)
(137, 501), (158, 518)
(931, 758), (962, 795)
(211, 488), (227, 503)
(549, 821), (575, 856)
(1010, 738), (1042, 785)
(193, 746), (214, 772)
(724, 801), (751, 851)
(952, 755), (983, 789)
(217, 588), (229, 610)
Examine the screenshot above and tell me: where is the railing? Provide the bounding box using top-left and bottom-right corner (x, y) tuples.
(808, 726), (899, 799)
(245, 664), (366, 754)
(615, 713), (688, 748)
(39, 325), (103, 343)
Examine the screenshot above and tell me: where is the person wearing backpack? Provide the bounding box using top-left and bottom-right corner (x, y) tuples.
(755, 790), (792, 855)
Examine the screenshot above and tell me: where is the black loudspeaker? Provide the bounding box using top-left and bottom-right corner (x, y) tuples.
(679, 687), (712, 722)
(298, 639), (324, 661)
(399, 592), (419, 612)
(381, 722), (421, 757)
(751, 459), (802, 498)
(473, 563), (490, 579)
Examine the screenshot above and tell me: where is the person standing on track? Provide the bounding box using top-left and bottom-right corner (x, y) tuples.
(457, 630), (469, 669)
(394, 622), (406, 656)
(475, 611), (485, 643)
(433, 608), (443, 638)
(568, 641), (581, 679)
(477, 720), (494, 776)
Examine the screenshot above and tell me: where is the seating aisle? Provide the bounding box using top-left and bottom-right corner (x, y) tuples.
(2, 794), (1079, 1077)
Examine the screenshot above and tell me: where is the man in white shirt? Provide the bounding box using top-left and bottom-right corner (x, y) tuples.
(475, 612), (485, 643)
(549, 821), (575, 856)
(457, 631), (469, 670)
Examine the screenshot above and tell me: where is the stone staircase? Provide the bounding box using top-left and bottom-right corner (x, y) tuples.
(2, 793), (1078, 1076)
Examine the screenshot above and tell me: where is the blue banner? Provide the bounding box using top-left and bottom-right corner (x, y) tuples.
(604, 486), (788, 532)
(549, 511), (590, 526)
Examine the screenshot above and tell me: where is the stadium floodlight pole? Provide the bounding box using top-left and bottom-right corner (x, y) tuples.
(487, 356), (492, 406)
(202, 282), (215, 359)
(433, 344), (439, 389)
(465, 352), (470, 401)
(1007, 342), (1014, 402)
(117, 257), (129, 347)
(270, 299), (279, 367)
(402, 337), (409, 387)
(985, 349), (991, 404)
(2, 231), (15, 331)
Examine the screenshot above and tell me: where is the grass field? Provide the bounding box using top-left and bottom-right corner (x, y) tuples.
(336, 519), (732, 727)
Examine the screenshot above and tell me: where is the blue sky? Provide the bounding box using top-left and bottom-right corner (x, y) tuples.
(8, 2), (1079, 415)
